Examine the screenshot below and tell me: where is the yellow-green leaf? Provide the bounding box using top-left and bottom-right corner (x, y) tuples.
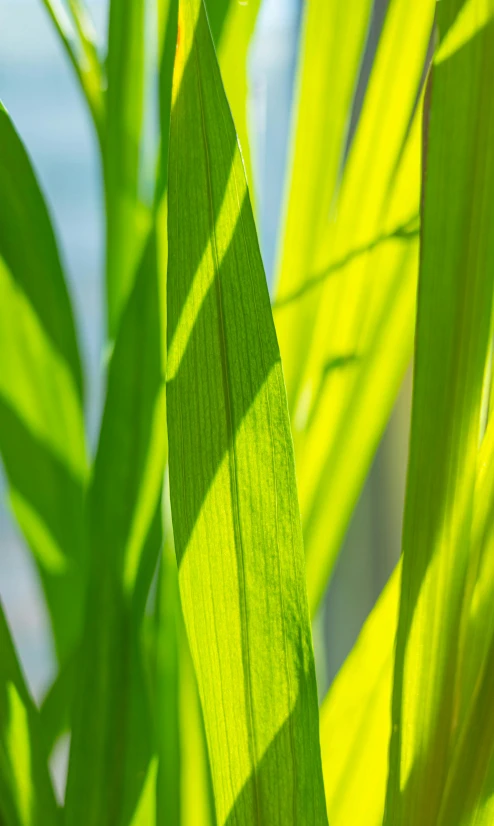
(274, 0), (373, 405)
(384, 6), (494, 822)
(0, 602), (60, 826)
(166, 0), (327, 821)
(105, 0), (149, 336)
(40, 0), (105, 142)
(319, 401), (494, 826)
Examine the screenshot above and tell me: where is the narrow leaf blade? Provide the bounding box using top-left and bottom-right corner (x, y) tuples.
(0, 602), (60, 826)
(0, 103), (87, 662)
(166, 1), (327, 822)
(385, 6), (494, 821)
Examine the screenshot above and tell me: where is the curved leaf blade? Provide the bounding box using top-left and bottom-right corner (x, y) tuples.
(384, 7), (494, 822)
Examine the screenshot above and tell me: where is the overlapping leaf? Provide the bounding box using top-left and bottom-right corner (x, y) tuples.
(64, 231), (167, 826)
(384, 4), (494, 821)
(40, 0), (105, 142)
(166, 0), (327, 821)
(274, 0), (373, 405)
(105, 0), (150, 335)
(209, 0), (261, 193)
(0, 103), (87, 663)
(149, 505), (215, 826)
(0, 602), (60, 826)
(319, 566), (400, 826)
(320, 389), (494, 826)
(274, 0), (435, 614)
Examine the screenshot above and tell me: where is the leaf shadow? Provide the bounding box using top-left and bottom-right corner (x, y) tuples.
(166, 7), (279, 566)
(222, 687), (327, 825)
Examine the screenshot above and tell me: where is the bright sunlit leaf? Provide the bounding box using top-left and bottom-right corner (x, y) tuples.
(274, 0), (435, 614)
(64, 233), (167, 826)
(166, 0), (327, 822)
(40, 0), (105, 141)
(320, 566), (400, 826)
(0, 102), (87, 663)
(385, 4), (494, 821)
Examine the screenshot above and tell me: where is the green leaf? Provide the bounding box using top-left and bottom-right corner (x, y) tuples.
(274, 0), (373, 405)
(64, 231), (167, 826)
(384, 6), (494, 822)
(166, 0), (327, 822)
(211, 0), (262, 194)
(38, 647), (77, 759)
(320, 565), (400, 826)
(319, 397), (494, 826)
(150, 491), (181, 826)
(105, 0), (149, 336)
(177, 626), (215, 826)
(150, 513), (215, 826)
(40, 0), (105, 143)
(273, 0), (435, 614)
(0, 103), (87, 663)
(0, 602), (60, 826)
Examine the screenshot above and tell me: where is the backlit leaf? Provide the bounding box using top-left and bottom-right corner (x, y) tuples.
(40, 0), (105, 142)
(320, 565), (400, 826)
(64, 232), (167, 826)
(384, 5), (494, 821)
(0, 602), (59, 826)
(105, 0), (149, 335)
(273, 0), (434, 614)
(166, 0), (327, 821)
(0, 102), (87, 663)
(320, 401), (494, 826)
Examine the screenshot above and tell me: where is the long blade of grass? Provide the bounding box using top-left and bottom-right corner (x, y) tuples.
(38, 647), (77, 759)
(274, 0), (373, 405)
(274, 0), (434, 614)
(144, 538), (213, 826)
(211, 0), (261, 193)
(320, 391), (494, 826)
(64, 231), (167, 826)
(177, 625), (215, 826)
(40, 0), (105, 143)
(166, 0), (327, 822)
(105, 0), (149, 336)
(149, 483), (215, 826)
(437, 637), (494, 825)
(319, 565), (400, 826)
(384, 5), (494, 821)
(0, 602), (60, 826)
(437, 346), (494, 819)
(0, 102), (87, 663)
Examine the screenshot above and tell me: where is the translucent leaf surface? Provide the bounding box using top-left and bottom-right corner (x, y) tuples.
(0, 103), (87, 662)
(385, 5), (494, 821)
(273, 0), (434, 614)
(0, 603), (59, 826)
(64, 233), (167, 826)
(166, 0), (327, 821)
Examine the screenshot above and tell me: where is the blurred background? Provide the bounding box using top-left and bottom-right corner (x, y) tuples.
(0, 0), (408, 742)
